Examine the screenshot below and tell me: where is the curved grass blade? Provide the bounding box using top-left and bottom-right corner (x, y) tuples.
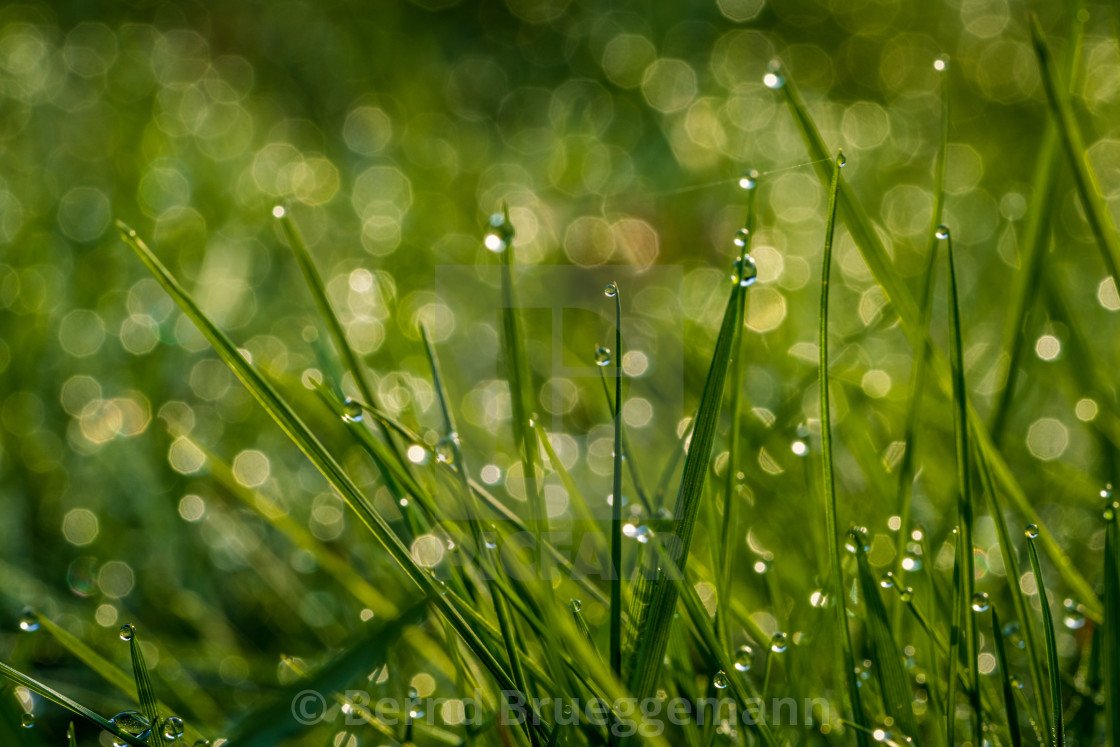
(608, 282), (624, 679)
(772, 63), (1101, 618)
(622, 253), (745, 702)
(117, 223), (535, 725)
(225, 603), (425, 747)
(853, 549), (919, 738)
(991, 606), (1023, 747)
(1029, 13), (1120, 293)
(945, 231), (982, 744)
(0, 661), (149, 747)
(816, 150), (868, 746)
(1026, 527), (1066, 746)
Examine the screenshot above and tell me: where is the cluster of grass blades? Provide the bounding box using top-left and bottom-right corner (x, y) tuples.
(4, 10), (1120, 747)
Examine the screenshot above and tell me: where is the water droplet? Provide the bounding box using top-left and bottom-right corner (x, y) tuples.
(18, 610), (38, 632)
(901, 552), (922, 572)
(119, 623), (134, 642)
(110, 712), (151, 744)
(1025, 524), (1039, 539)
(408, 686), (419, 699)
(409, 704), (426, 719)
(873, 729), (892, 743)
(484, 232), (507, 253)
(809, 589), (830, 608)
(604, 282), (618, 298)
(20, 713), (34, 728)
(880, 573), (895, 589)
(935, 224), (950, 240)
(753, 560), (769, 574)
(733, 228), (750, 248)
(933, 55), (949, 71)
(484, 213), (510, 253)
(738, 255), (758, 287)
(734, 644), (753, 672)
(569, 599), (582, 613)
(791, 440), (808, 457)
(1063, 599), (1085, 629)
(1102, 484), (1114, 500)
(484, 538), (497, 550)
(769, 632), (788, 653)
(436, 433), (459, 464)
(970, 592), (990, 613)
(1105, 501), (1119, 521)
(713, 670), (729, 689)
(271, 205), (286, 219)
(762, 61), (785, 90)
(634, 525), (655, 544)
(1009, 673), (1023, 689)
(898, 587), (913, 603)
(845, 527), (869, 553)
(837, 151), (847, 168)
(342, 398), (363, 423)
(162, 716), (185, 741)
(595, 346), (611, 366)
(738, 169), (759, 190)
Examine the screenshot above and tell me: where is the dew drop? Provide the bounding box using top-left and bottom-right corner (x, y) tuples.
(791, 440), (808, 457)
(1105, 501), (1119, 522)
(634, 525), (655, 544)
(1009, 673), (1023, 689)
(436, 433), (459, 464)
(162, 716), (185, 741)
(734, 644), (754, 672)
(845, 527), (869, 553)
(1025, 524), (1039, 539)
(408, 686), (419, 700)
(604, 282), (618, 298)
(738, 169), (759, 190)
(763, 72), (785, 89)
(769, 632), (788, 653)
(898, 587), (913, 603)
(407, 444), (431, 466)
(342, 398), (363, 423)
(933, 55), (949, 71)
(18, 609), (39, 632)
(970, 592), (990, 613)
(1063, 599), (1085, 630)
(484, 232), (507, 253)
(935, 224), (950, 240)
(110, 712), (151, 744)
(738, 255), (758, 287)
(880, 573), (895, 589)
(1103, 484), (1114, 500)
(595, 346), (611, 366)
(733, 228), (750, 248)
(271, 205), (286, 219)
(20, 713), (34, 728)
(569, 599), (582, 613)
(837, 151), (847, 168)
(119, 623), (134, 642)
(713, 670), (729, 689)
(809, 589), (830, 608)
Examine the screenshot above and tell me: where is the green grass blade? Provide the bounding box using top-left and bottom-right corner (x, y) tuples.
(945, 231), (982, 743)
(493, 208), (546, 566)
(121, 624), (160, 730)
(622, 253), (745, 701)
(1026, 526), (1066, 747)
(117, 222), (527, 708)
(224, 603), (425, 747)
(773, 64), (1102, 618)
(0, 661), (149, 747)
(1029, 13), (1120, 292)
(609, 282), (623, 679)
(1105, 496), (1120, 745)
(853, 552), (919, 738)
(718, 191), (755, 653)
(991, 606), (1023, 747)
(817, 150), (868, 746)
(595, 366), (651, 514)
(67, 721), (77, 747)
(946, 533), (964, 745)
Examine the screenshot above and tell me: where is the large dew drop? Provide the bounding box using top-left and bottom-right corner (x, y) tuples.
(110, 712), (152, 745)
(935, 224), (950, 240)
(162, 716), (185, 741)
(1024, 523), (1039, 539)
(595, 346), (611, 366)
(738, 255), (758, 287)
(18, 610), (38, 632)
(604, 282), (618, 298)
(769, 632), (788, 653)
(119, 623), (134, 642)
(342, 398), (363, 423)
(970, 592), (990, 613)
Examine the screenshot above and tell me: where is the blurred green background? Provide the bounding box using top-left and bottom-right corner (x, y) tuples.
(1, 0), (1118, 743)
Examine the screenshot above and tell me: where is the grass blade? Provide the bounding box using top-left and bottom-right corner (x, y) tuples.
(944, 230), (982, 743)
(1029, 12), (1120, 292)
(622, 249), (745, 701)
(67, 721), (77, 747)
(1025, 526), (1066, 746)
(120, 624), (160, 729)
(946, 532), (964, 745)
(1105, 494), (1120, 745)
(991, 606), (1023, 747)
(816, 150), (868, 746)
(608, 281), (623, 679)
(853, 551), (919, 738)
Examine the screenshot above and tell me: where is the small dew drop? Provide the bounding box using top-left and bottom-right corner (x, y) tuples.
(1105, 501), (1119, 522)
(595, 346), (612, 366)
(935, 224), (950, 240)
(738, 255), (758, 287)
(20, 713), (34, 728)
(809, 589), (830, 608)
(342, 398), (363, 423)
(713, 670), (729, 689)
(484, 232), (507, 253)
(734, 644), (753, 672)
(880, 573), (895, 589)
(1009, 673), (1023, 689)
(898, 587), (914, 603)
(1025, 523), (1039, 539)
(271, 205), (286, 219)
(738, 169), (759, 190)
(1103, 484), (1114, 500)
(933, 55), (949, 71)
(162, 716), (185, 741)
(436, 433), (459, 464)
(763, 72), (785, 89)
(837, 151), (847, 168)
(791, 440), (809, 457)
(569, 599), (582, 613)
(18, 609), (39, 632)
(119, 623), (134, 642)
(604, 282), (618, 298)
(970, 592), (990, 613)
(407, 445), (431, 466)
(634, 525), (655, 544)
(733, 228), (750, 248)
(1063, 599), (1085, 630)
(408, 686), (419, 700)
(769, 632), (788, 653)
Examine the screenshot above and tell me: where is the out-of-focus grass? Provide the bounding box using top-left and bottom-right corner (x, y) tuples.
(1, 1), (1119, 745)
